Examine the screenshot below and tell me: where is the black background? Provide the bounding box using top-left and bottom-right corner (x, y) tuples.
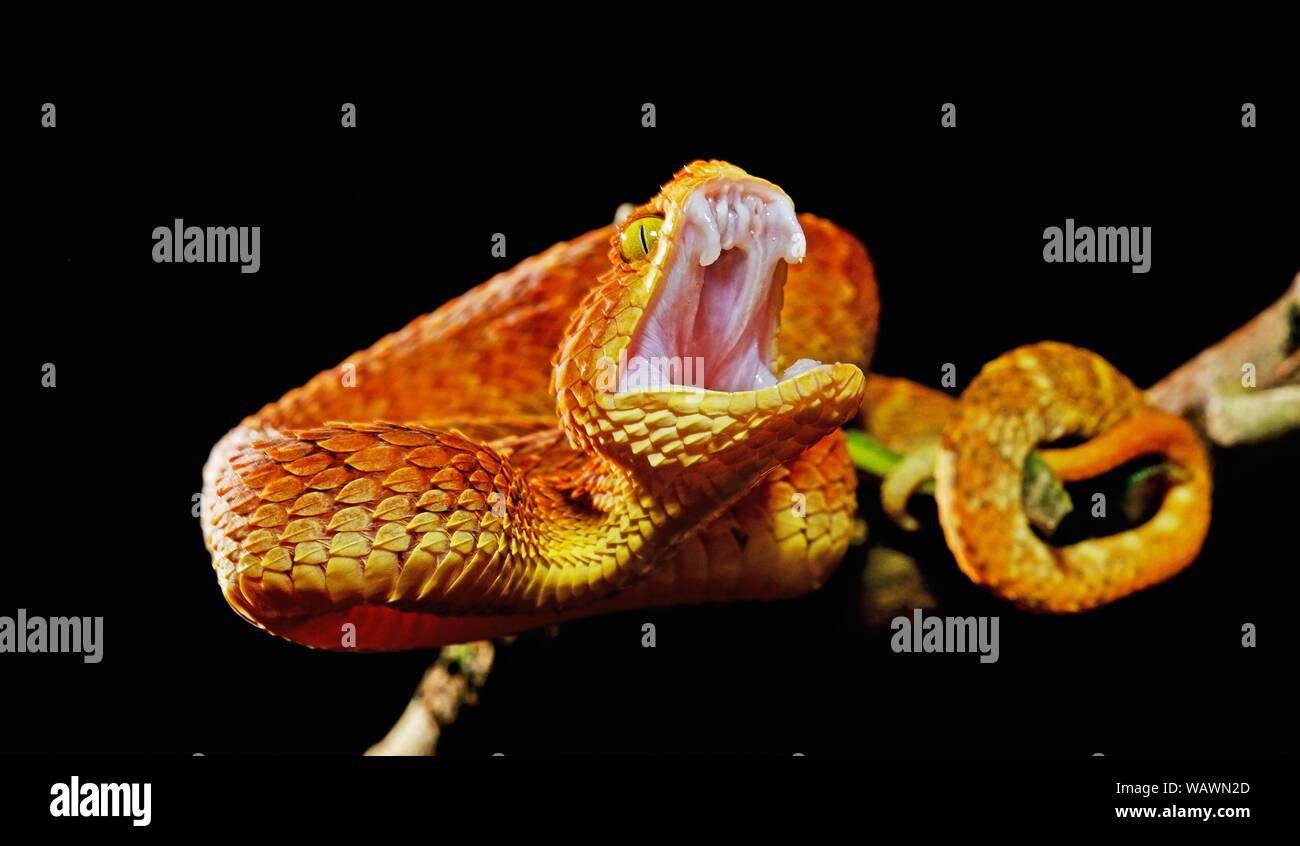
(4, 12), (1298, 759)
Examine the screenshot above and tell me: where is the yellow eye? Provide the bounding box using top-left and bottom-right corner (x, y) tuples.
(620, 216), (663, 263)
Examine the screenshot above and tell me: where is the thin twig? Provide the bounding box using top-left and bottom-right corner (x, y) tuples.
(365, 641), (495, 756)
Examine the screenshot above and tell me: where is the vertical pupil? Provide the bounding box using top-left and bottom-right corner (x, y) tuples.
(639, 224), (649, 254)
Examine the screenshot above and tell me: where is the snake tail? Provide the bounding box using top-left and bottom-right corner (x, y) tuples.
(934, 342), (1212, 612)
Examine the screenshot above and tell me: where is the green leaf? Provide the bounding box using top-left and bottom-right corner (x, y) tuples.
(844, 429), (903, 478)
(1022, 452), (1073, 535)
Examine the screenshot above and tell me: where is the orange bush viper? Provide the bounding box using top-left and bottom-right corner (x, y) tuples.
(200, 161), (1211, 649)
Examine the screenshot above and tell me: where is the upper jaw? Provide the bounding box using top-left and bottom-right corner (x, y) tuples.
(683, 178), (806, 269)
(622, 178), (823, 395)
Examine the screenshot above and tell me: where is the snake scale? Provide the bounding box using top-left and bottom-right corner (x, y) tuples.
(201, 161), (1212, 649)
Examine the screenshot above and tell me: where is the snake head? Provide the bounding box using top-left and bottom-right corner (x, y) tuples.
(553, 161), (865, 506)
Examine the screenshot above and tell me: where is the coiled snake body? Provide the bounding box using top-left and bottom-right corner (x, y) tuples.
(201, 161), (1210, 650)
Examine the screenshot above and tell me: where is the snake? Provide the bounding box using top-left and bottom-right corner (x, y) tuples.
(200, 160), (1212, 650)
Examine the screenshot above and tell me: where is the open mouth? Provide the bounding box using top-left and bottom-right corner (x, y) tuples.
(623, 179), (823, 393)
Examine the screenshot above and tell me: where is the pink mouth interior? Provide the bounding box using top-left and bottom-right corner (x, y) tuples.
(624, 179), (813, 393)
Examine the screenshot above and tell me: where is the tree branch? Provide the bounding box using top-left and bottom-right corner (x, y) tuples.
(1146, 274), (1299, 444)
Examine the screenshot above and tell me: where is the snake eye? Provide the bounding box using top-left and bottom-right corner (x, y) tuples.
(619, 216), (663, 263)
